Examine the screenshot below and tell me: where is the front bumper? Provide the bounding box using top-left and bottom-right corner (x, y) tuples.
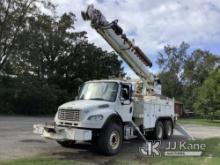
(33, 124), (92, 141)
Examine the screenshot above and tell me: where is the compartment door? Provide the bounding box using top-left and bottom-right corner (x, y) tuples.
(144, 103), (155, 129)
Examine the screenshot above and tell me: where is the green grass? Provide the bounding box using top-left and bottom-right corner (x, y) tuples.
(0, 157), (92, 165)
(178, 118), (220, 127)
(1, 138), (220, 165)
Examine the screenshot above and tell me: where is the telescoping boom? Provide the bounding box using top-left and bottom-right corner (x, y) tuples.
(81, 5), (155, 82)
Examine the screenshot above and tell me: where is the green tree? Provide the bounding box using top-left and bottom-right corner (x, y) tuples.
(182, 49), (220, 110)
(0, 0), (54, 71)
(0, 1), (125, 115)
(183, 49), (220, 85)
(157, 42), (189, 73)
(158, 71), (182, 99)
(157, 43), (220, 113)
(194, 69), (220, 120)
(12, 12), (124, 94)
(157, 42), (189, 99)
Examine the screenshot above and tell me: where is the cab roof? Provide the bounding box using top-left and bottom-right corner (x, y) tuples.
(86, 79), (130, 84)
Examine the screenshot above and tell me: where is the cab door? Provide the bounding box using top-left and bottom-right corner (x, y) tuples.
(116, 83), (133, 122)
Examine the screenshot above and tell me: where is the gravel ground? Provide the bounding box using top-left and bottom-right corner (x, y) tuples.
(182, 124), (220, 139)
(0, 116), (219, 163)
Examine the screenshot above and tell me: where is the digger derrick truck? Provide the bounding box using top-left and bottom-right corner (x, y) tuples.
(33, 5), (175, 155)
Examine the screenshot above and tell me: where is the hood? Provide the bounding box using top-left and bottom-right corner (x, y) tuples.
(58, 100), (110, 111)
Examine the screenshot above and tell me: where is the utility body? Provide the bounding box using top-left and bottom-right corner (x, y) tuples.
(34, 5), (175, 155)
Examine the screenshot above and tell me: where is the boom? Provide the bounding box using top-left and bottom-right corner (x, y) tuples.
(81, 5), (154, 82)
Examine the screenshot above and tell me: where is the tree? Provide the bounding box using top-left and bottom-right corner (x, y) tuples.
(183, 49), (220, 85)
(194, 69), (220, 120)
(0, 0), (54, 71)
(11, 12), (124, 94)
(182, 49), (220, 110)
(156, 42), (189, 99)
(157, 42), (220, 112)
(0, 1), (125, 115)
(157, 42), (189, 73)
(158, 71), (182, 99)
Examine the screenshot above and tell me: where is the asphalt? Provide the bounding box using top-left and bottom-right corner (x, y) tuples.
(0, 116), (219, 163)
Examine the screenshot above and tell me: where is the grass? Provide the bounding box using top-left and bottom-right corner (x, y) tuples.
(1, 138), (220, 165)
(178, 118), (220, 127)
(0, 157), (91, 165)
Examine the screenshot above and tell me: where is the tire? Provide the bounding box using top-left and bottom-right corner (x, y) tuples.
(163, 120), (173, 139)
(97, 123), (123, 156)
(56, 140), (76, 148)
(153, 121), (164, 140)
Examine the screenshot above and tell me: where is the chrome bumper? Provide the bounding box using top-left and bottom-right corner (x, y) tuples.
(33, 124), (92, 141)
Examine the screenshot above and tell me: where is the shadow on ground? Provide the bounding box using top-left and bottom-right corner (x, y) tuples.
(46, 135), (187, 165)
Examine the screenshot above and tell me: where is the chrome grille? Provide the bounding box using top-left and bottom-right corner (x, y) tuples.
(58, 109), (80, 121)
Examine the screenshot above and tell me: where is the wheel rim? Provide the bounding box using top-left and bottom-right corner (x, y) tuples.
(157, 125), (163, 139)
(109, 130), (120, 150)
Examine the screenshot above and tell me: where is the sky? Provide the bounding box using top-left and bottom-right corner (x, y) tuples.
(51, 0), (220, 78)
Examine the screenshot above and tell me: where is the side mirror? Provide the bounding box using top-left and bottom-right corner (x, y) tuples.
(75, 85), (82, 100)
(78, 85), (82, 94)
(119, 96), (125, 103)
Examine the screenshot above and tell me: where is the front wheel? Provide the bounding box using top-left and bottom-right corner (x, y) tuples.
(97, 123), (123, 156)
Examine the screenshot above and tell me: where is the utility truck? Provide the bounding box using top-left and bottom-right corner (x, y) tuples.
(33, 5), (175, 155)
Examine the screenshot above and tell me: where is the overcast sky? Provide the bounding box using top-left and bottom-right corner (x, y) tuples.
(51, 0), (220, 78)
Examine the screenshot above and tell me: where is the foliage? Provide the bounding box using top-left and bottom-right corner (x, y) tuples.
(0, 75), (69, 115)
(0, 0), (124, 115)
(157, 42), (189, 73)
(157, 42), (220, 119)
(11, 11), (124, 95)
(0, 0), (54, 71)
(183, 49), (220, 85)
(157, 42), (189, 99)
(193, 70), (220, 119)
(158, 71), (182, 99)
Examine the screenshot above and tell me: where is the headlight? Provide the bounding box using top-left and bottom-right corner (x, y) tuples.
(87, 115), (103, 121)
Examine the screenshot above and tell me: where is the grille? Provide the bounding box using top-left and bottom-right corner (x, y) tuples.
(58, 109), (80, 121)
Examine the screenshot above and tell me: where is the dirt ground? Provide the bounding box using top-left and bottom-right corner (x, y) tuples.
(0, 116), (219, 164)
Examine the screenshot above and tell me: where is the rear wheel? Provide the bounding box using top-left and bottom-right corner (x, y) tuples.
(163, 120), (173, 139)
(56, 140), (76, 148)
(97, 123), (123, 156)
(153, 121), (164, 140)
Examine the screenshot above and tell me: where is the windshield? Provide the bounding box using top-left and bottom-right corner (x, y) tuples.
(79, 82), (118, 102)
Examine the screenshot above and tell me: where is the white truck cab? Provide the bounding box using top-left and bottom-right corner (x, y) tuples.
(55, 80), (133, 129)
